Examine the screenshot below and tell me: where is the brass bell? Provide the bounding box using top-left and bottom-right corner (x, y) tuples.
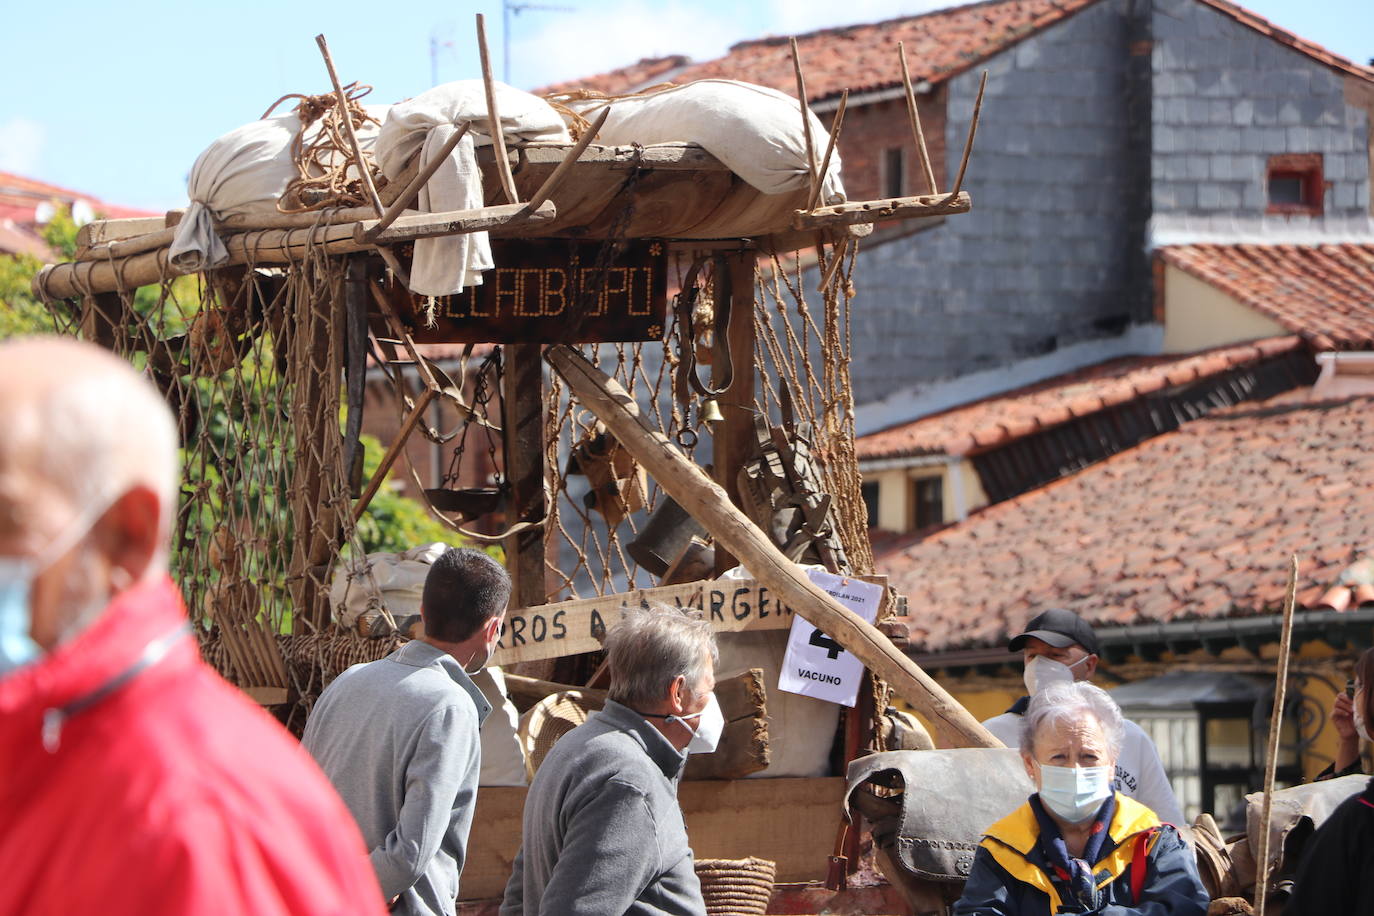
(700, 398), (724, 426)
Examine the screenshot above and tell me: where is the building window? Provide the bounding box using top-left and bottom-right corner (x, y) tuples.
(884, 147), (905, 199)
(861, 481), (880, 528)
(910, 476), (943, 530)
(1266, 153), (1324, 215)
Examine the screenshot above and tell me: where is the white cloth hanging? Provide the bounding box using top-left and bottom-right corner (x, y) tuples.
(375, 80), (570, 297)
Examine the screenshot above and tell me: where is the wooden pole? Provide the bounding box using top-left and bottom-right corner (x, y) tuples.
(789, 37), (820, 203)
(712, 252), (757, 576)
(476, 13), (520, 205)
(807, 90), (848, 212)
(898, 42), (939, 196)
(945, 70), (988, 203)
(1254, 555), (1300, 916)
(364, 123), (472, 242)
(545, 344), (1000, 749)
(522, 108), (611, 213)
(315, 34), (385, 217)
(502, 343), (547, 608)
(352, 387), (438, 523)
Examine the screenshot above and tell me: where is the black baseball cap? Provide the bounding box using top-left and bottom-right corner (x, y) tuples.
(1007, 608), (1101, 657)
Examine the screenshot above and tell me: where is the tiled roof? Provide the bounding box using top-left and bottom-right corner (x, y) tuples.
(0, 171), (158, 259)
(856, 336), (1303, 460)
(1160, 244), (1374, 352)
(877, 395), (1374, 653)
(540, 0), (1371, 103)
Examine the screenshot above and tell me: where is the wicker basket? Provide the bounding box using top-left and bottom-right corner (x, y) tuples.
(694, 857), (776, 916)
(517, 689), (606, 780)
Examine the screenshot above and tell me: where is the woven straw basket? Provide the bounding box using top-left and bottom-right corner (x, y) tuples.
(694, 857), (776, 916)
(518, 689), (606, 780)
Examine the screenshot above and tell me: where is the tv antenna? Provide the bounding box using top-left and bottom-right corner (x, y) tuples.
(504, 0), (575, 84)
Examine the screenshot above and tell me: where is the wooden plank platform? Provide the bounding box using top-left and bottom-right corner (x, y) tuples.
(462, 777), (845, 900)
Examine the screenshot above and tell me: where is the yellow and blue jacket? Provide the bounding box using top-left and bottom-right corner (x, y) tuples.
(952, 793), (1208, 915)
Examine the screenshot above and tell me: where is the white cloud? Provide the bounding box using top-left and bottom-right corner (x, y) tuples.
(510, 0), (754, 90)
(0, 117), (46, 175)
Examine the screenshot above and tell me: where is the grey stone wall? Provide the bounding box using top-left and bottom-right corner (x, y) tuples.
(847, 0), (1149, 405)
(1151, 0), (1371, 225)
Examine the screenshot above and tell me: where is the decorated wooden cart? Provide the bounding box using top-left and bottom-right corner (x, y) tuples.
(24, 19), (1062, 916)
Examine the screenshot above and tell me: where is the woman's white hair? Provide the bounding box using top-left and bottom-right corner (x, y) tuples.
(605, 603), (718, 709)
(1019, 681), (1125, 759)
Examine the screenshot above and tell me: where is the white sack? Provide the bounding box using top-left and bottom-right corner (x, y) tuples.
(573, 79), (845, 203)
(170, 106), (387, 273)
(375, 80), (570, 297)
(328, 541), (447, 628)
(472, 666), (528, 786)
(715, 562), (840, 777)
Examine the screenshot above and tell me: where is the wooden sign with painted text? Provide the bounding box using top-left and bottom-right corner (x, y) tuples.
(491, 575), (886, 667)
(401, 239), (667, 344)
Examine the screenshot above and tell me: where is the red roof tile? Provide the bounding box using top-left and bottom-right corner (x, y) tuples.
(1160, 243), (1374, 352)
(877, 395), (1374, 652)
(0, 171), (159, 259)
(541, 0), (1371, 103)
(855, 336), (1303, 460)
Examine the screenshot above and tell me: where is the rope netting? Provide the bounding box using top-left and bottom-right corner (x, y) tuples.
(40, 241), (373, 728)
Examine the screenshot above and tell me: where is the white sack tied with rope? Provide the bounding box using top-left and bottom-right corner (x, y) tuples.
(169, 106), (387, 273)
(375, 80), (570, 297)
(566, 79), (846, 203)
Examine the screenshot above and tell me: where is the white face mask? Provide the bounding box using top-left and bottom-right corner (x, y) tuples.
(1037, 763), (1114, 824)
(1023, 654), (1089, 696)
(670, 692), (724, 754)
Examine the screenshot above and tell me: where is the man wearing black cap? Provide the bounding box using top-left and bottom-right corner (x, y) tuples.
(982, 608), (1186, 827)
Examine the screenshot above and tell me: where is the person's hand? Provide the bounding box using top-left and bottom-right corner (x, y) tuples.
(1333, 691), (1357, 741)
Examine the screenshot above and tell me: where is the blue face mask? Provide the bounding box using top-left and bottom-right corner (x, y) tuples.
(0, 557), (42, 677)
(1037, 763), (1114, 824)
(0, 500), (111, 680)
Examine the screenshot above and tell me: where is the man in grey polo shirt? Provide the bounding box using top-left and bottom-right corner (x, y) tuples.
(502, 605), (720, 916)
(304, 547), (509, 915)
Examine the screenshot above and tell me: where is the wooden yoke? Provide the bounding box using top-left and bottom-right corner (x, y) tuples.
(545, 344), (1001, 749)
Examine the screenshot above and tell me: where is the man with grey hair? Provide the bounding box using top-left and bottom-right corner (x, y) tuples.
(0, 336), (386, 915)
(502, 604), (718, 916)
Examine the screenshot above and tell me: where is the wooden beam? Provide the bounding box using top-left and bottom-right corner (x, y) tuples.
(475, 13), (519, 205)
(352, 387), (437, 523)
(363, 122), (472, 242)
(713, 253), (757, 576)
(792, 191), (971, 231)
(76, 216), (171, 248)
(502, 343), (546, 608)
(544, 344), (999, 749)
(899, 42), (939, 195)
(355, 200), (556, 244)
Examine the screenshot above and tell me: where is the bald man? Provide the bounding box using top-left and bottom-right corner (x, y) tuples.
(0, 337), (387, 916)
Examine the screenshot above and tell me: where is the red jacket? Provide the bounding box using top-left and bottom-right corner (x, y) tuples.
(0, 576), (388, 916)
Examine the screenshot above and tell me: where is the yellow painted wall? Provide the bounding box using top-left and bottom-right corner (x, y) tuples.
(893, 638), (1363, 785)
(870, 460), (990, 533)
(1162, 264), (1288, 354)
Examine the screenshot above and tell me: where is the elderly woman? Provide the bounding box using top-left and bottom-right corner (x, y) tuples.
(954, 682), (1207, 915)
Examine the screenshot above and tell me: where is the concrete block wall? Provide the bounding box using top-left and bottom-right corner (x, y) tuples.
(1151, 0), (1371, 227)
(846, 0), (1148, 404)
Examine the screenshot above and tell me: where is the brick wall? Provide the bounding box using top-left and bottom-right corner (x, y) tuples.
(844, 0), (1149, 405)
(1151, 0), (1371, 226)
(830, 90), (948, 202)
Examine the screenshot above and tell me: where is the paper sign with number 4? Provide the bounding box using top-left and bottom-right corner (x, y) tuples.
(777, 569), (885, 707)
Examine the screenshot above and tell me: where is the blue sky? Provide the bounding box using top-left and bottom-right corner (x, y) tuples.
(2, 0), (1368, 213)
